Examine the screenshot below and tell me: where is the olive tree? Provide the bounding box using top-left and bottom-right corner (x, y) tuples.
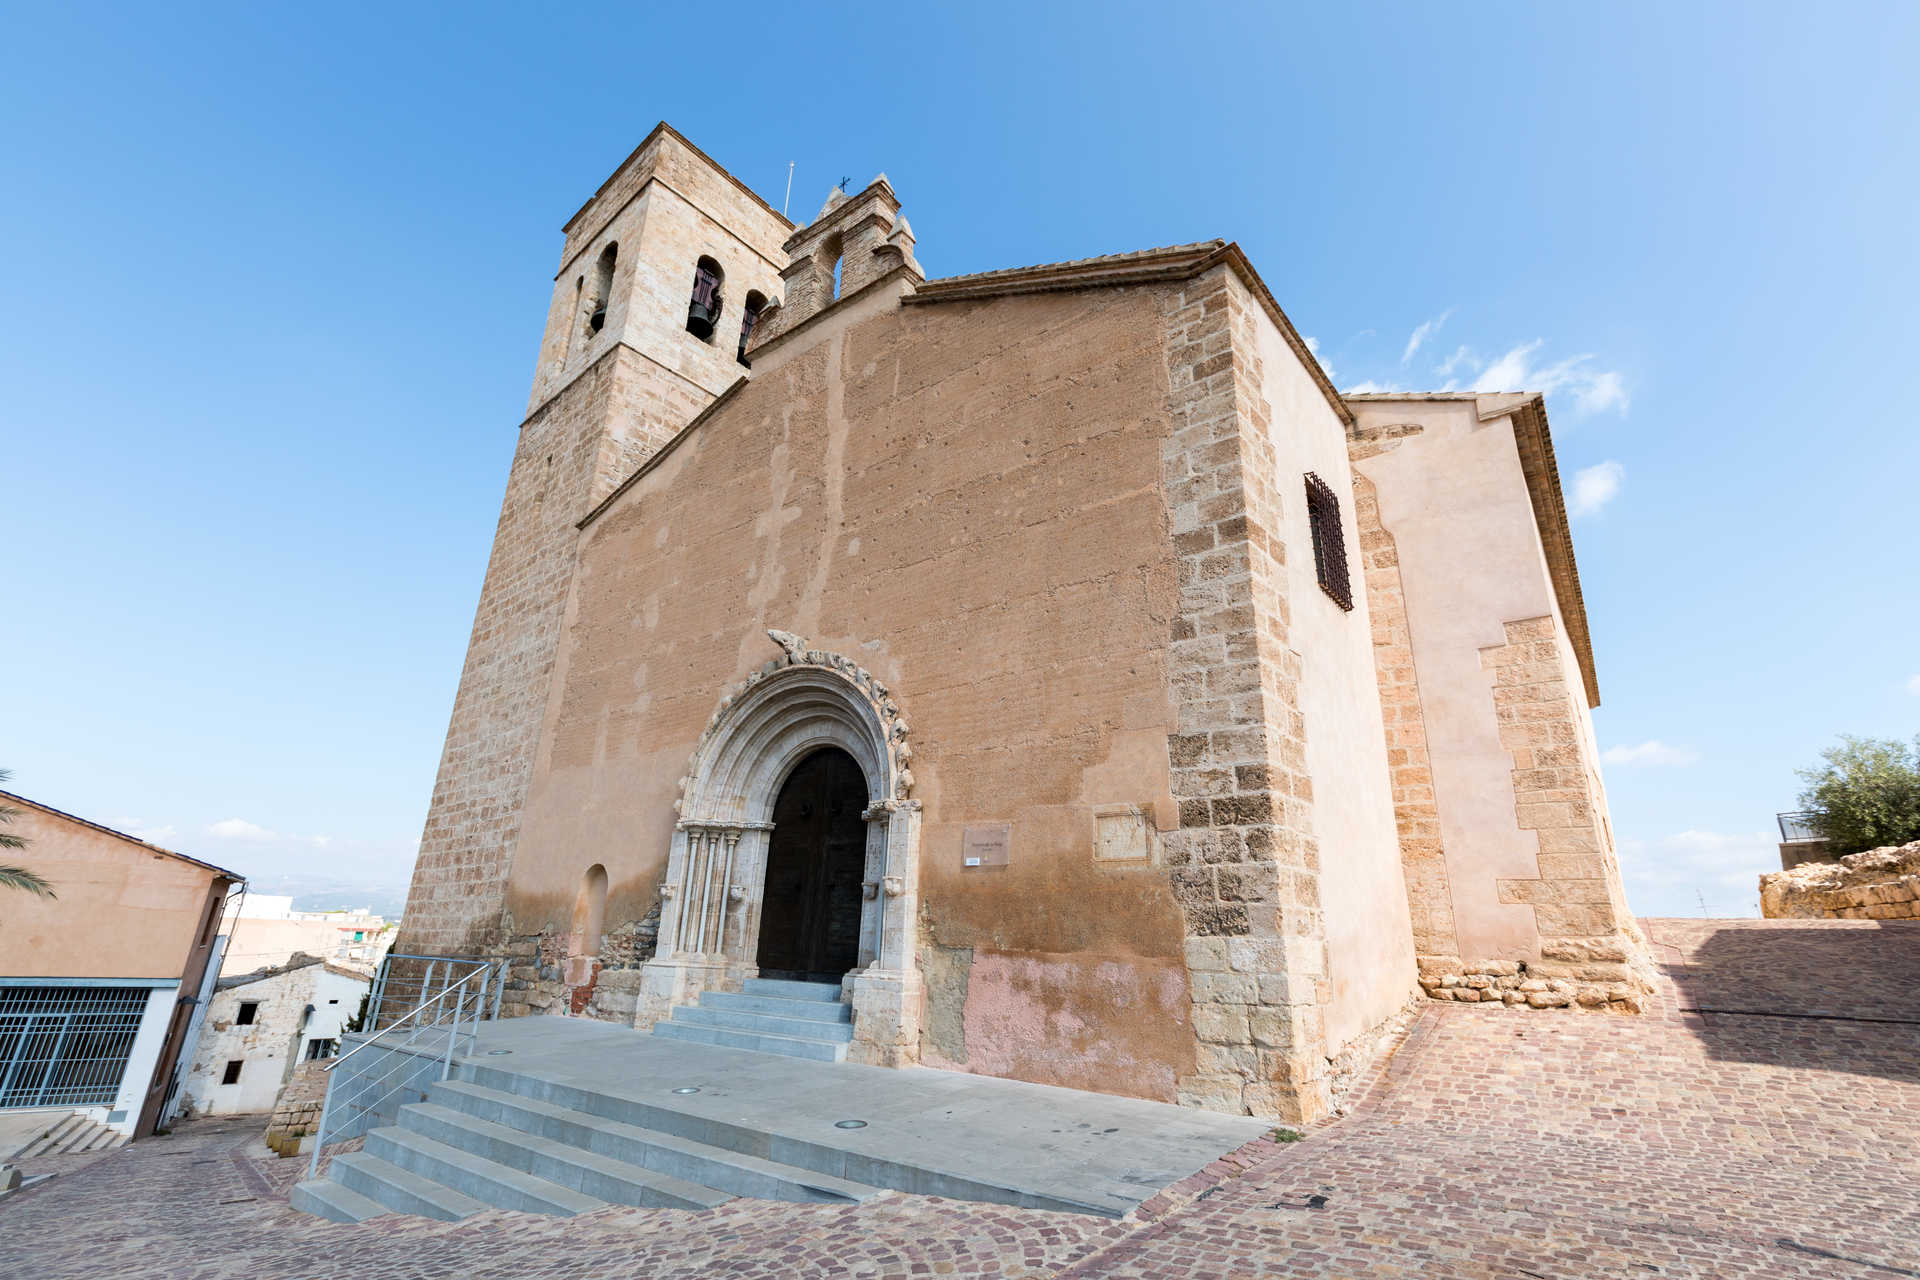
(1797, 735), (1920, 855)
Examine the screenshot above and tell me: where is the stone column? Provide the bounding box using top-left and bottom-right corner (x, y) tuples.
(848, 799), (924, 1067)
(636, 820), (770, 1028)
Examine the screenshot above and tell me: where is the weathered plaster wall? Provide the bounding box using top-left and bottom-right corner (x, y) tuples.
(183, 962), (368, 1116)
(512, 281), (1200, 1101)
(1248, 309), (1416, 1054)
(1346, 396), (1649, 1011)
(0, 799), (222, 981)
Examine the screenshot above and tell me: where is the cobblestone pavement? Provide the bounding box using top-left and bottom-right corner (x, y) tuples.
(3, 918), (1916, 1278)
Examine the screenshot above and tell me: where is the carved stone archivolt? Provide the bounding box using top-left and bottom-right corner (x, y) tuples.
(640, 631), (927, 1066)
(675, 629), (913, 818)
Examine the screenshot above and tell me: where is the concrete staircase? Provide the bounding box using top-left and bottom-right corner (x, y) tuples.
(291, 1066), (881, 1222)
(650, 979), (853, 1062)
(4, 1113), (128, 1160)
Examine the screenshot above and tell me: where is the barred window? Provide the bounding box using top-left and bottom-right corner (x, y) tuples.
(1304, 472), (1353, 611)
(0, 985), (152, 1108)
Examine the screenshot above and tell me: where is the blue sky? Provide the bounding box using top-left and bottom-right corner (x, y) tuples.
(3, 3), (1915, 917)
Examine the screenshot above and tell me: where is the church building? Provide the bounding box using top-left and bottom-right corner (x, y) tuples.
(394, 123), (1652, 1124)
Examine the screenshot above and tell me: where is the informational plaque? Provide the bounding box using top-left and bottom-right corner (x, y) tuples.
(962, 822), (1011, 869)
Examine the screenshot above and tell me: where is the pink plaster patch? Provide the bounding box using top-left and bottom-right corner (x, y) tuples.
(960, 952), (1187, 1100)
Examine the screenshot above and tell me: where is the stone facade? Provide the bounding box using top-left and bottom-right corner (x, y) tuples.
(1761, 840), (1920, 919)
(1349, 463), (1457, 959)
(1346, 396), (1653, 1014)
(1158, 269), (1338, 1124)
(392, 124), (1640, 1122)
(398, 124), (793, 958)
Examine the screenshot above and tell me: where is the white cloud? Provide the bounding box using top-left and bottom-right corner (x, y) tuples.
(1602, 739), (1699, 767)
(1568, 460), (1624, 517)
(1616, 828), (1774, 917)
(1436, 345), (1475, 377)
(1472, 339), (1629, 416)
(209, 817), (276, 840)
(1303, 336), (1333, 382)
(1401, 310), (1453, 364)
(1906, 673), (1920, 695)
(1342, 379), (1403, 395)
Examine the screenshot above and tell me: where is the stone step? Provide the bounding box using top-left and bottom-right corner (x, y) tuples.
(364, 1126), (606, 1216)
(673, 1004), (856, 1042)
(289, 1177), (391, 1223)
(650, 1019), (849, 1062)
(458, 1059), (1070, 1211)
(329, 1150), (489, 1221)
(16, 1114), (127, 1159)
(430, 1079), (879, 1205)
(741, 978), (843, 1002)
(396, 1102), (730, 1210)
(700, 990), (853, 1022)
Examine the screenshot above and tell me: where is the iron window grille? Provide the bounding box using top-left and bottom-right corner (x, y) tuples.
(1304, 472), (1354, 611)
(0, 986), (151, 1109)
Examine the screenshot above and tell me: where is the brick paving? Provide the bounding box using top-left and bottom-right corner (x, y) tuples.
(4, 917), (1917, 1278)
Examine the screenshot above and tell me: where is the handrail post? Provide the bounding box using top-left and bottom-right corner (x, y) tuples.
(442, 984), (461, 1082)
(491, 960), (504, 1022)
(369, 955), (389, 1029)
(307, 1056), (336, 1181)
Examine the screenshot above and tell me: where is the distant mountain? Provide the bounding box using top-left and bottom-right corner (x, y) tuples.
(246, 871), (410, 920)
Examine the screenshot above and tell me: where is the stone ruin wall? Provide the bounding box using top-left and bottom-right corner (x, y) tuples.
(1761, 840), (1920, 920)
(263, 1060), (328, 1157)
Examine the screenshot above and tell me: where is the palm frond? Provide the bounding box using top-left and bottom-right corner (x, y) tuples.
(0, 865), (56, 898)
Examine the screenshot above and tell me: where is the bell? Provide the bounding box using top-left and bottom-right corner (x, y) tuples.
(589, 304), (607, 334)
(685, 300), (716, 340)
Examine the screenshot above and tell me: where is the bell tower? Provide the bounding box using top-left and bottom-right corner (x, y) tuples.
(396, 124), (793, 958)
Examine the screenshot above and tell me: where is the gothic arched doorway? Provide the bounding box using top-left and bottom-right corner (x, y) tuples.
(637, 630), (928, 1066)
(757, 748), (868, 981)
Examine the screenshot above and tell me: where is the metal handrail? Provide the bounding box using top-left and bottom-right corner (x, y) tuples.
(324, 965), (489, 1073)
(306, 959), (497, 1180)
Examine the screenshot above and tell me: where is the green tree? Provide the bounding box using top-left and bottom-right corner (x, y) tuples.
(1796, 734), (1920, 855)
(0, 768), (57, 898)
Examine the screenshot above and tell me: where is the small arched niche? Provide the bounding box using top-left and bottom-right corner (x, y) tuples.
(686, 256), (725, 341)
(570, 863), (609, 961)
(587, 244), (617, 335)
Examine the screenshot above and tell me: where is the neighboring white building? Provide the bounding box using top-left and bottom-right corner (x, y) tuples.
(223, 895), (396, 973)
(180, 957), (370, 1116)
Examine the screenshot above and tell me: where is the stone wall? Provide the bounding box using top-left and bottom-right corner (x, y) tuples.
(1344, 398), (1653, 1015)
(1347, 461), (1457, 959)
(397, 347), (706, 958)
(494, 904), (660, 1022)
(1761, 840), (1920, 919)
(263, 1061), (327, 1157)
(1158, 267), (1333, 1124)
